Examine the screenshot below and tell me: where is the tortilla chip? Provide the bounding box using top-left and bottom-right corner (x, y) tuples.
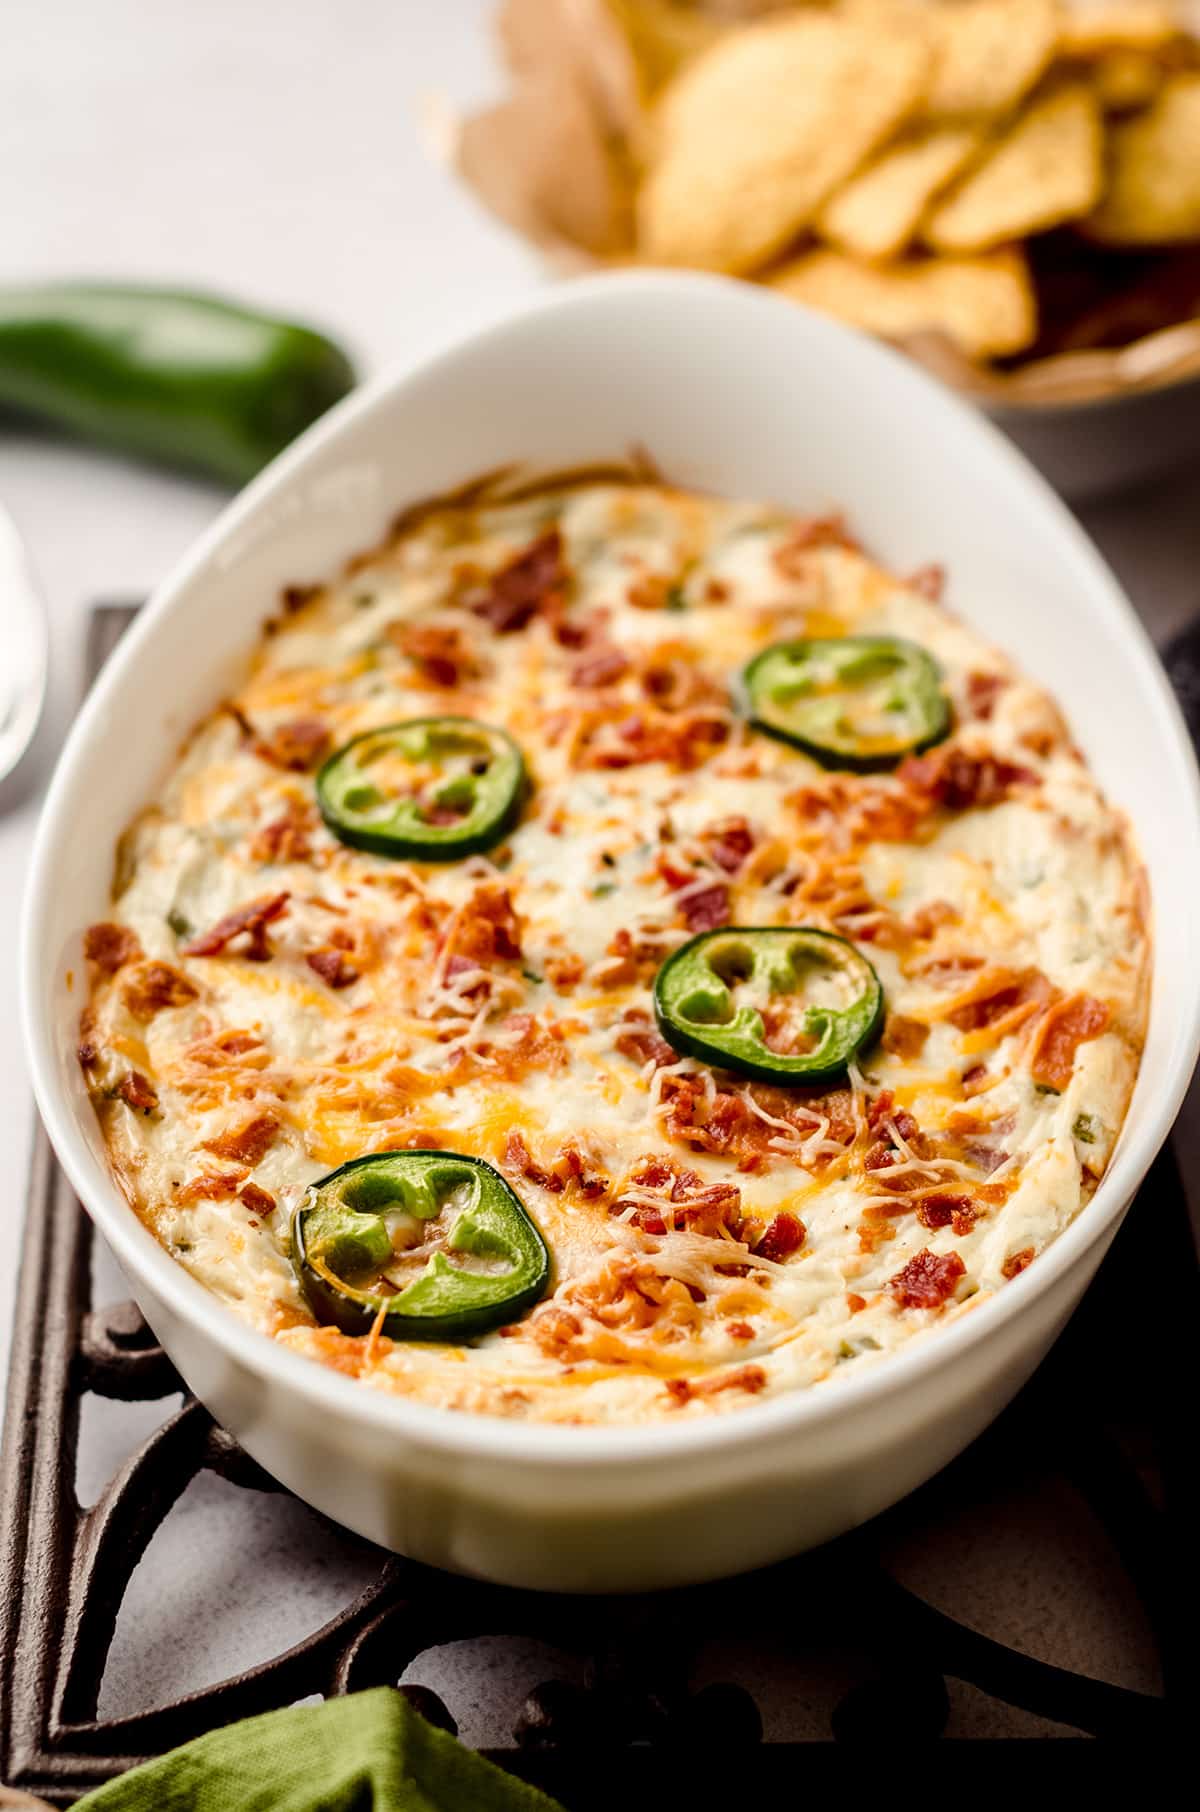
(817, 124), (984, 262)
(767, 246), (1037, 359)
(925, 83), (1103, 252)
(929, 0), (1063, 116)
(1059, 1), (1181, 56)
(637, 13), (930, 273)
(847, 0), (1061, 119)
(1087, 46), (1168, 109)
(604, 0), (727, 102)
(1084, 73), (1200, 242)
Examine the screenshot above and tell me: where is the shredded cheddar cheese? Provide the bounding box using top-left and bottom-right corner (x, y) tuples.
(79, 476), (1148, 1424)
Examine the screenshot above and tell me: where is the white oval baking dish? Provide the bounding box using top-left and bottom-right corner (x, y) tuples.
(22, 272), (1200, 1592)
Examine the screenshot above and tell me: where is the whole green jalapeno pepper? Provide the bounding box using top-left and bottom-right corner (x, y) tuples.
(291, 1150), (550, 1342)
(0, 283), (355, 485)
(653, 926), (883, 1085)
(316, 717), (526, 860)
(742, 635), (950, 771)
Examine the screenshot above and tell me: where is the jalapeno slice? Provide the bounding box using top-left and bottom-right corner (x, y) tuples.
(291, 1149), (550, 1342)
(316, 717), (525, 859)
(653, 927), (883, 1085)
(742, 636), (950, 771)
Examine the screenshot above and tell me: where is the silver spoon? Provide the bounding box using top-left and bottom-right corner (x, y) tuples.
(0, 502), (48, 785)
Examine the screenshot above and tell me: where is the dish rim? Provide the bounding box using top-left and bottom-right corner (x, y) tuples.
(21, 268), (1200, 1467)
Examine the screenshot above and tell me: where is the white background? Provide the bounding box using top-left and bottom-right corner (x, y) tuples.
(0, 0), (1186, 1729)
(3, 0), (1200, 1384)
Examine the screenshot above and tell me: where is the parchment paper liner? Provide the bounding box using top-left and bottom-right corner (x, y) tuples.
(455, 0), (1200, 409)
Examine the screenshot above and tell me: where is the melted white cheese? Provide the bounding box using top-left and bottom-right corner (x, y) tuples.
(82, 481), (1148, 1424)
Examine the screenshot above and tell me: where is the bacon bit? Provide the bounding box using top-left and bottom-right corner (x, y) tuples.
(918, 954), (987, 988)
(121, 962), (198, 1020)
(858, 1206), (900, 1253)
(1029, 994), (1110, 1093)
(555, 1142), (609, 1200)
(442, 952), (490, 1000)
(869, 1168), (940, 1201)
(656, 1075), (753, 1163)
(477, 1013), (570, 1082)
(614, 1156), (743, 1242)
(504, 1130), (565, 1194)
(847, 1293), (867, 1314)
(527, 1305), (586, 1359)
(906, 563), (945, 601)
(864, 1097), (939, 1177)
(899, 747), (1039, 812)
(664, 1074), (857, 1171)
(306, 947), (360, 989)
(960, 1065), (989, 1098)
(545, 953), (585, 992)
(726, 1320), (754, 1341)
(881, 1014), (929, 1059)
(965, 671), (1007, 720)
(1002, 1247), (1035, 1280)
(786, 776), (925, 853)
(470, 528), (566, 633)
(202, 1111), (279, 1166)
(256, 718), (331, 772)
(584, 711), (729, 772)
(281, 583), (319, 614)
(614, 1012), (677, 1070)
(946, 965), (1056, 1035)
(553, 617), (590, 650)
(183, 892), (290, 962)
(639, 648), (726, 714)
(626, 572), (671, 611)
(890, 1248), (965, 1309)
(867, 1090), (921, 1144)
(678, 880), (731, 933)
(570, 647), (630, 688)
(116, 1070), (158, 1113)
(184, 1028), (265, 1067)
(239, 1181), (276, 1216)
(442, 882), (522, 966)
(916, 1193), (978, 1236)
(531, 1250), (707, 1360)
(772, 515), (857, 576)
(178, 1170), (244, 1203)
(388, 619), (477, 687)
(960, 1140), (1009, 1176)
(665, 1364), (768, 1406)
(251, 799), (316, 864)
(657, 852), (696, 890)
(702, 816), (756, 874)
(78, 1039), (99, 1068)
(755, 1212), (806, 1262)
(593, 925), (670, 989)
(705, 578), (730, 603)
(84, 922), (143, 975)
(907, 900), (960, 942)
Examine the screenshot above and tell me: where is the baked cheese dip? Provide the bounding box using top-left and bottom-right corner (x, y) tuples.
(79, 473), (1149, 1424)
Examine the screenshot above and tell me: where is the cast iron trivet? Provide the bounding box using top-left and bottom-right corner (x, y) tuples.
(2, 607), (1196, 1803)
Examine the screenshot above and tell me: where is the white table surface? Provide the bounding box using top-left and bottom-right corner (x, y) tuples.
(0, 0), (1193, 1735)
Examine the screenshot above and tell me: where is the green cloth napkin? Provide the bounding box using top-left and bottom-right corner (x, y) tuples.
(73, 1689), (565, 1812)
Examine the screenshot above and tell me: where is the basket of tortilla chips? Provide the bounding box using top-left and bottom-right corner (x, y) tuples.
(456, 0), (1200, 488)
